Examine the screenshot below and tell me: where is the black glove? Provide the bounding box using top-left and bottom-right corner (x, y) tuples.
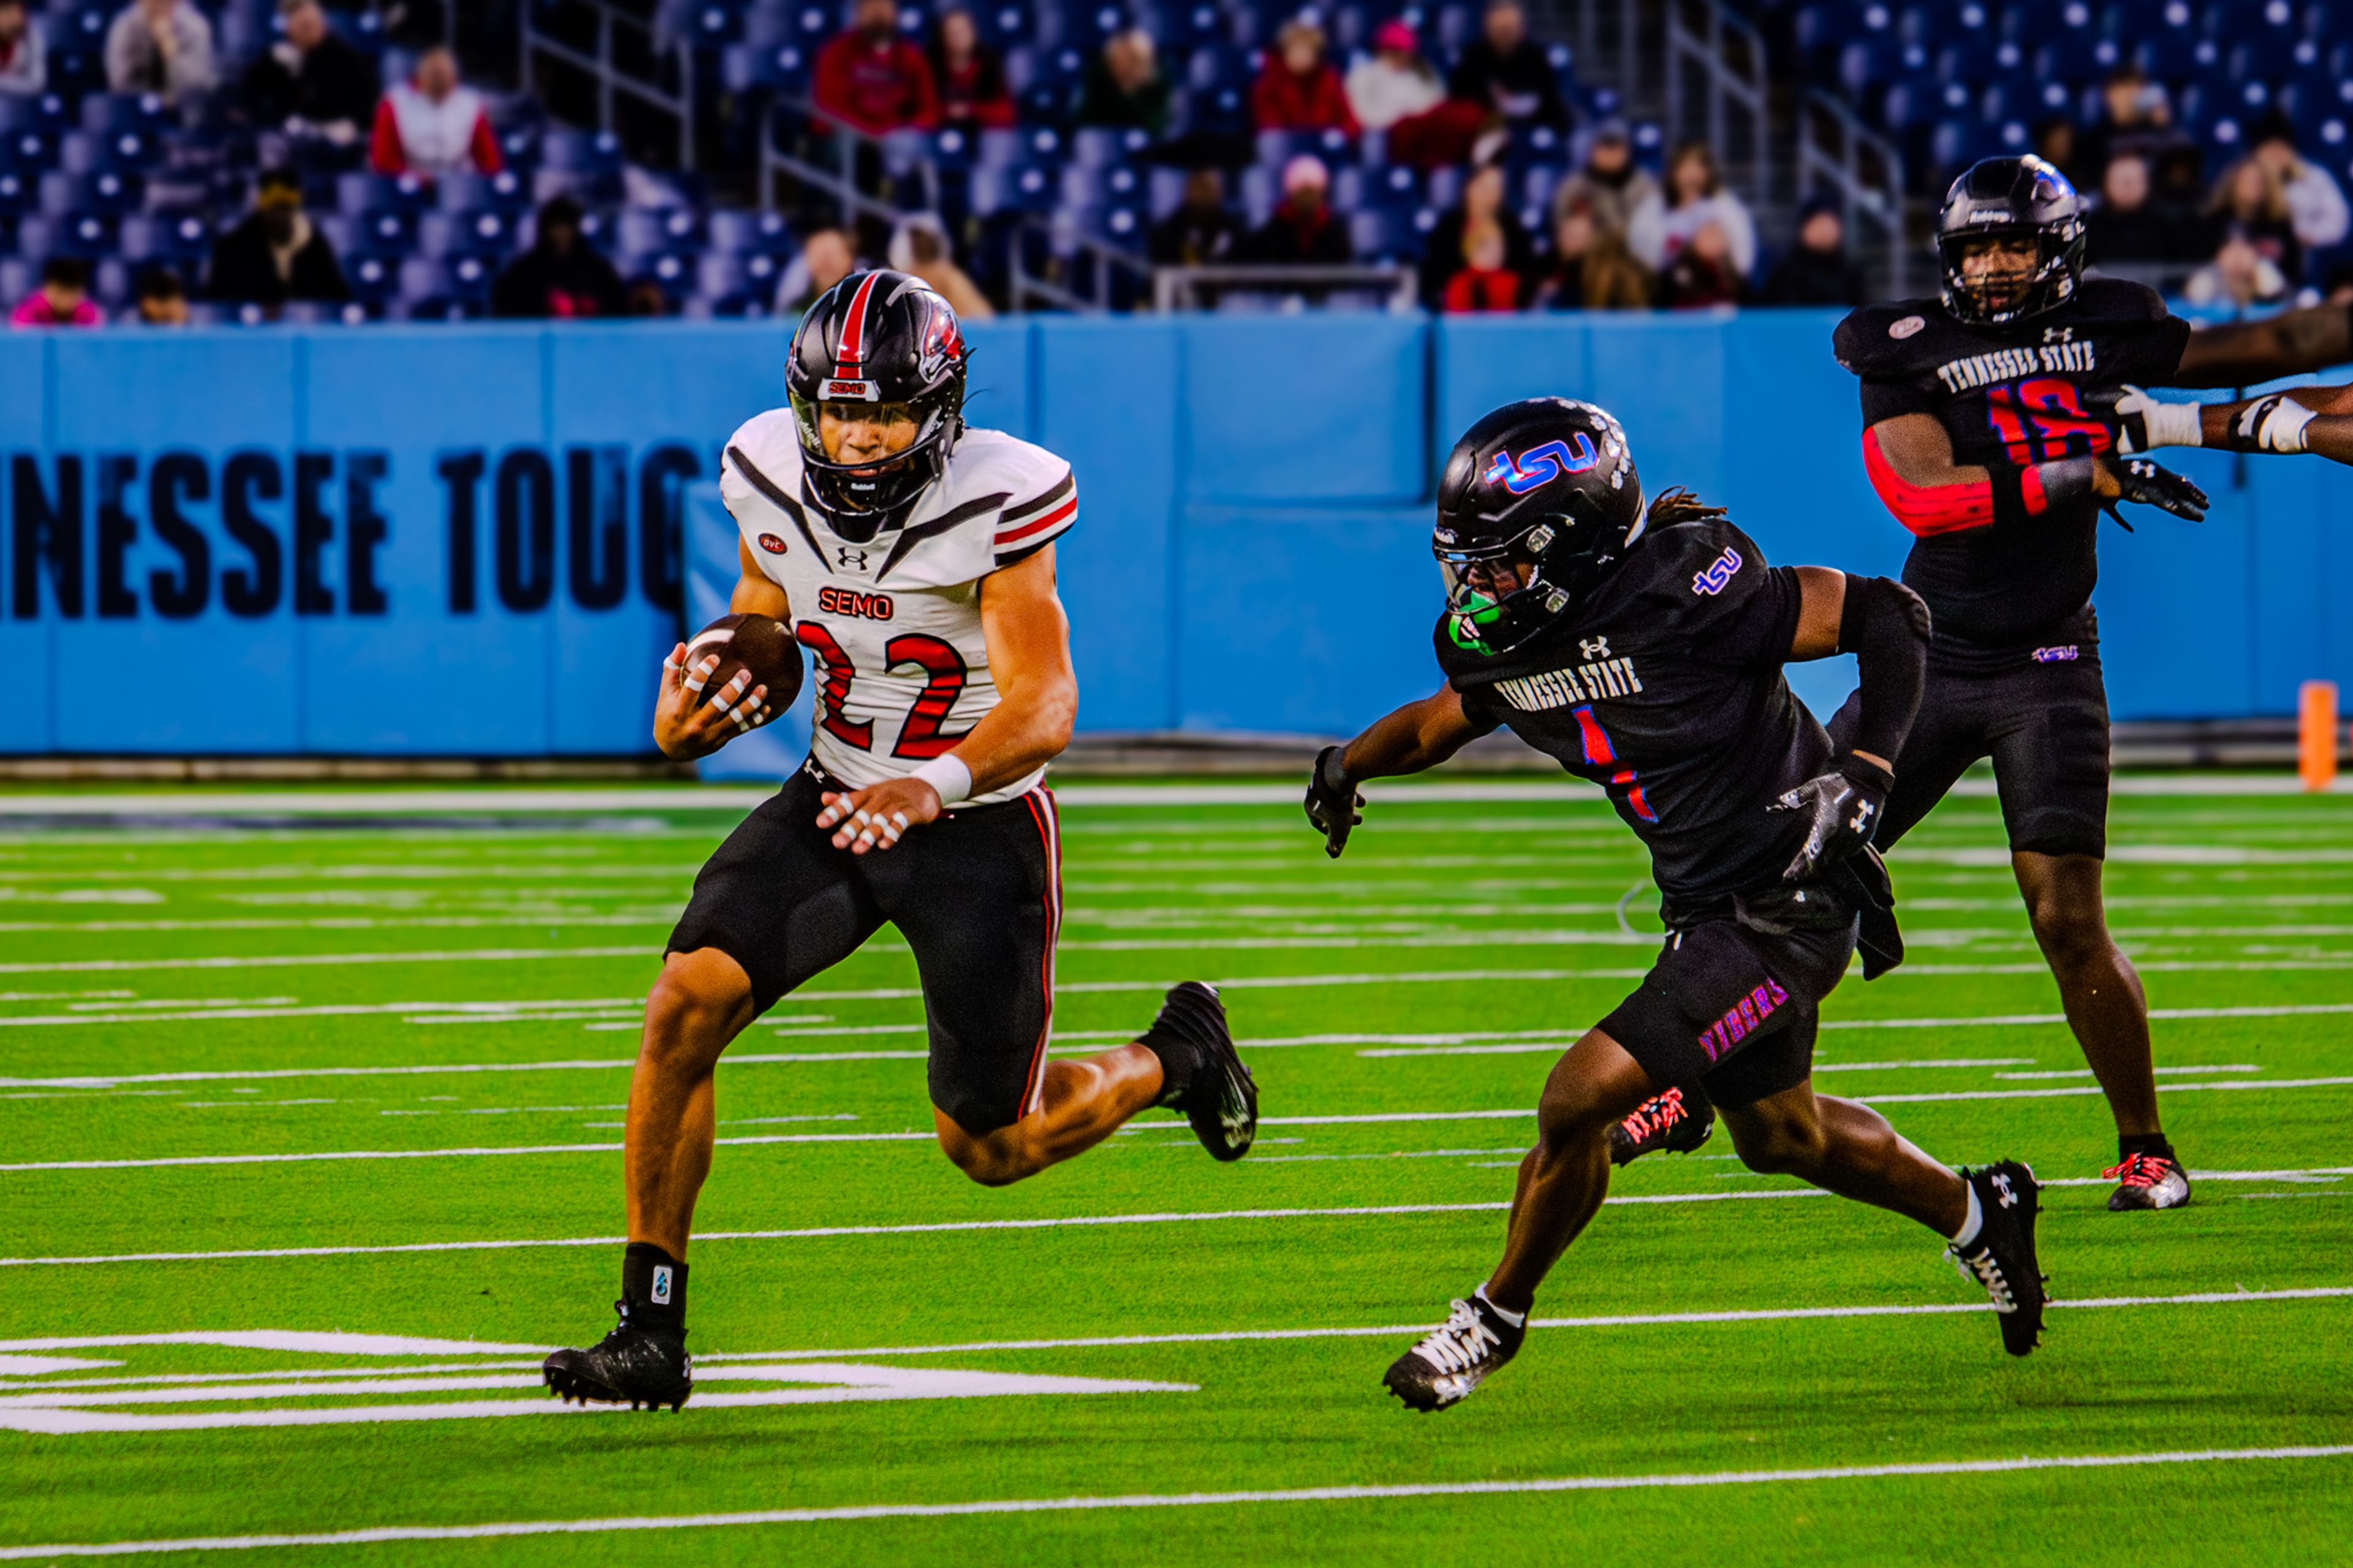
(1304, 744), (1363, 859)
(1770, 751), (1895, 884)
(2105, 456), (2208, 525)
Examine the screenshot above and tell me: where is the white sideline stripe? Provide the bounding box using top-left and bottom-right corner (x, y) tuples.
(19, 1075), (2353, 1172)
(694, 1284), (2353, 1362)
(0, 947), (647, 977)
(0, 1193), (1841, 1268)
(0, 1331), (548, 1356)
(0, 773), (2309, 817)
(8, 1445), (2352, 1557)
(1820, 1002), (2353, 1031)
(1856, 1076), (2353, 1105)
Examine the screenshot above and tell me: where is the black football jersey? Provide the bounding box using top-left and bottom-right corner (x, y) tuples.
(1833, 279), (2191, 669)
(1438, 516), (1827, 918)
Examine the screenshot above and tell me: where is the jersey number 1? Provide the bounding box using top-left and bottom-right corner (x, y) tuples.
(794, 623), (972, 758)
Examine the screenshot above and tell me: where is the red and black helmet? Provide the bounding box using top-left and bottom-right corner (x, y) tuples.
(786, 268), (970, 522)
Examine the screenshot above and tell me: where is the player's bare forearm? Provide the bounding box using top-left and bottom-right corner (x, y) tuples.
(1339, 686), (1483, 782)
(730, 537), (791, 618)
(962, 545), (1078, 793)
(2169, 304), (2353, 390)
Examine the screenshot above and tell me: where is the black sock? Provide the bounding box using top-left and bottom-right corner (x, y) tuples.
(1139, 987), (1222, 1105)
(2118, 1132), (2175, 1163)
(622, 1242), (688, 1335)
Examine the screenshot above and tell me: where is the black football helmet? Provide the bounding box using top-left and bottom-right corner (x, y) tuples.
(785, 268), (969, 525)
(1434, 398), (1643, 657)
(1934, 155), (2085, 326)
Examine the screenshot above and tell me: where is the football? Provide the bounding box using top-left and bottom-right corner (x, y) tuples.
(681, 612), (804, 716)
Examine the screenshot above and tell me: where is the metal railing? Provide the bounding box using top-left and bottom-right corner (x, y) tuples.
(1663, 0), (1769, 207)
(1796, 90), (1911, 298)
(518, 0), (697, 170)
(1150, 265), (1417, 313)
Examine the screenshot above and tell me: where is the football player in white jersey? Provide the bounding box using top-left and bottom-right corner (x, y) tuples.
(545, 270), (1259, 1411)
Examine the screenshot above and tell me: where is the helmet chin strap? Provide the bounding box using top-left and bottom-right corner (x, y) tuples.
(1621, 486), (1648, 548)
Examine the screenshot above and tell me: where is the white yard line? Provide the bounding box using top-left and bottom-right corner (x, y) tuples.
(4, 1444), (2349, 1556)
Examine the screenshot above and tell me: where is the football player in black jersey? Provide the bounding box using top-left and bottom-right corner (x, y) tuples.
(1305, 399), (2048, 1413)
(1807, 154), (2353, 1215)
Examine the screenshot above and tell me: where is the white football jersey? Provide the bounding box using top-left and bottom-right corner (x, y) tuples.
(718, 410), (1077, 803)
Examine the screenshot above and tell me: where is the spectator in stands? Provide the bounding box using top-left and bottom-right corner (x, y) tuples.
(2077, 64), (2177, 181)
(928, 6), (1013, 134)
(889, 212), (994, 320)
(1344, 20), (1440, 131)
(0, 0), (47, 96)
(2185, 228), (2289, 310)
(1759, 195), (1865, 306)
(132, 263), (189, 325)
(1148, 168), (1241, 266)
(239, 0), (377, 142)
(493, 195), (626, 318)
(1252, 16), (1355, 135)
(1629, 142), (1754, 279)
(1419, 161), (1531, 308)
(1549, 119), (1657, 241)
(2207, 156), (2302, 284)
(104, 0), (216, 104)
(1446, 0), (1566, 130)
(1441, 223), (1522, 312)
(1075, 26), (1167, 135)
(773, 225), (860, 315)
(2032, 117), (2097, 196)
(814, 0), (939, 136)
(625, 276), (675, 317)
(207, 168), (349, 308)
(2086, 153), (2186, 265)
(1533, 202), (1651, 311)
(10, 257), (100, 328)
(1243, 154), (1351, 263)
(370, 46), (504, 179)
(1658, 220), (1741, 309)
(2252, 113), (2349, 256)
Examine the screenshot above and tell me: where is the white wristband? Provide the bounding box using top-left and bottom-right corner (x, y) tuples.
(2138, 395), (2205, 451)
(2244, 395), (2316, 454)
(910, 754), (972, 806)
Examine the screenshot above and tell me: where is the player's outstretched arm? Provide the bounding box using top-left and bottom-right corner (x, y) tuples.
(1771, 569), (1928, 882)
(2167, 302), (2353, 390)
(816, 543), (1077, 855)
(2105, 382), (2353, 465)
(1865, 412), (2205, 534)
(1305, 686), (1487, 858)
(653, 538), (791, 761)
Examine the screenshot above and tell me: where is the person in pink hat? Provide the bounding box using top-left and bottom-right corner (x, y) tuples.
(1346, 19), (1442, 130)
(10, 257), (102, 328)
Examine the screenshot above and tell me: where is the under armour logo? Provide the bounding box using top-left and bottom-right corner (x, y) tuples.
(1990, 1173), (2017, 1209)
(836, 547), (870, 570)
(1848, 797), (1876, 835)
(1579, 636), (1611, 661)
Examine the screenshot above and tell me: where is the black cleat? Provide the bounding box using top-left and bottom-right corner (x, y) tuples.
(1154, 982), (1257, 1161)
(1948, 1161), (2048, 1358)
(1607, 1086), (1715, 1165)
(543, 1302), (692, 1411)
(1384, 1295), (1525, 1412)
(2104, 1152), (2191, 1211)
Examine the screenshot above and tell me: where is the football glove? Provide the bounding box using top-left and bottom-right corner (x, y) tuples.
(2226, 392), (2317, 455)
(2105, 456), (2208, 525)
(1770, 751), (1895, 884)
(1304, 744), (1363, 860)
(2087, 384), (2205, 454)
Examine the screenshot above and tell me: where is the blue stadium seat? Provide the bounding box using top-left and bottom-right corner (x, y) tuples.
(39, 168), (140, 214)
(0, 169), (33, 217)
(344, 249), (404, 303)
(541, 127), (624, 175)
(1070, 125), (1151, 169)
(708, 207), (792, 254)
(434, 170), (534, 216)
(968, 161), (1058, 216)
(419, 208), (517, 260)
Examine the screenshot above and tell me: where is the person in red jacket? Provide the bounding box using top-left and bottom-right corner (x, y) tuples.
(928, 6), (1012, 134)
(1252, 17), (1357, 135)
(814, 0), (939, 135)
(369, 46), (502, 178)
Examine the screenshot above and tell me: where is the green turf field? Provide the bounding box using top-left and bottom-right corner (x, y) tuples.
(1, 776), (2349, 1565)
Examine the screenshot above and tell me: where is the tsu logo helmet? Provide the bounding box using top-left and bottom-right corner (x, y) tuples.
(1934, 156), (2085, 326)
(786, 268), (969, 527)
(1434, 398), (1643, 657)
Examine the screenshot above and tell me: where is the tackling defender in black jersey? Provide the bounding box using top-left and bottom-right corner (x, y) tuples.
(1306, 399), (2047, 1413)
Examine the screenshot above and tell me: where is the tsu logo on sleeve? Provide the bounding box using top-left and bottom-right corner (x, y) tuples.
(1691, 546), (1743, 596)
